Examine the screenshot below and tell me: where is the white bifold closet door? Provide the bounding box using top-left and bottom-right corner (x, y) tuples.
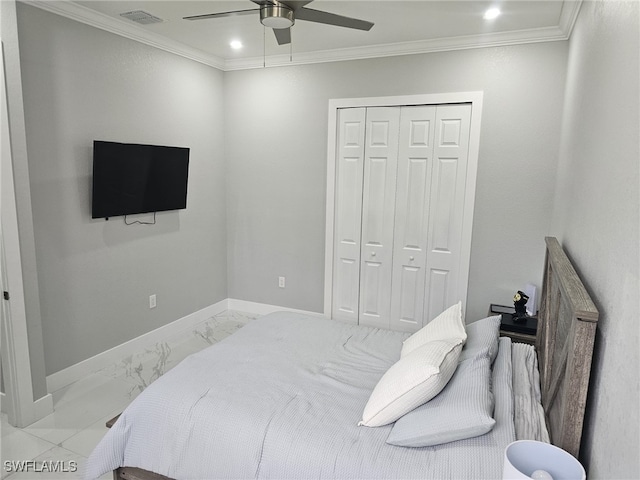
(332, 103), (472, 332)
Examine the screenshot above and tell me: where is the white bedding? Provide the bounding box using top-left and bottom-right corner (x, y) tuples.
(86, 312), (520, 480)
(512, 342), (551, 442)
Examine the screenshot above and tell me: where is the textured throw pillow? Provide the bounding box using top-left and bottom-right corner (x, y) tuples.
(458, 315), (501, 363)
(401, 301), (466, 357)
(386, 353), (496, 447)
(359, 339), (463, 427)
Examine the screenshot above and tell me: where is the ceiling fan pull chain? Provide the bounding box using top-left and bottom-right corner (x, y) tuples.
(263, 25), (266, 68)
(290, 36), (292, 63)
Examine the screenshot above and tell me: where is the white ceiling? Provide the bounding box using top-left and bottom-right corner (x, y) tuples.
(27, 0), (582, 70)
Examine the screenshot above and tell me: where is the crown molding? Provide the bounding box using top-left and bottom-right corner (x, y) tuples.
(22, 0), (582, 72)
(22, 0), (226, 70)
(558, 0), (583, 35)
(224, 24), (573, 71)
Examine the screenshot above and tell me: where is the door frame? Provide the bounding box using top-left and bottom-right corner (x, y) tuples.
(1, 37), (53, 426)
(1, 43), (37, 425)
(323, 92), (484, 321)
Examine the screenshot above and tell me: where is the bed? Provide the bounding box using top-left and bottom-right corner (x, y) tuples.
(85, 237), (598, 479)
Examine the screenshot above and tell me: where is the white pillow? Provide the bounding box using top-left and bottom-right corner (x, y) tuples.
(359, 339), (463, 427)
(401, 301), (466, 357)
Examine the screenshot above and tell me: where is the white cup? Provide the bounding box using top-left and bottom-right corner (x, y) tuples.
(503, 440), (586, 480)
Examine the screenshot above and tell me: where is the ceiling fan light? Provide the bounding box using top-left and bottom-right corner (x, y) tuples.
(483, 7), (501, 20)
(260, 5), (294, 29)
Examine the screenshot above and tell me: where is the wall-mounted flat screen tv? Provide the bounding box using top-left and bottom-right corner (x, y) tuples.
(92, 140), (190, 219)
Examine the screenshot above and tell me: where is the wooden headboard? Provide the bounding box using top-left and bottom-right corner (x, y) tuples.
(537, 237), (599, 458)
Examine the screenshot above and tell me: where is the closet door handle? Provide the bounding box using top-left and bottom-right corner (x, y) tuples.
(370, 251), (376, 257)
(409, 256), (415, 261)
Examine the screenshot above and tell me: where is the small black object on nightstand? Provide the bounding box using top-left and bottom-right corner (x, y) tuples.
(499, 312), (538, 336)
(490, 303), (538, 344)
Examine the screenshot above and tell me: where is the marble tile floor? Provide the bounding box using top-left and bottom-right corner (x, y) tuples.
(1, 310), (259, 480)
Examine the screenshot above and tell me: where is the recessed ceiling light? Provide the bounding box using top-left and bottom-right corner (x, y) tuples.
(230, 40), (243, 50)
(483, 7), (501, 20)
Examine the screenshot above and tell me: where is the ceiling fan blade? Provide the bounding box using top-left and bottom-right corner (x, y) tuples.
(251, 0), (312, 7)
(295, 7), (373, 31)
(281, 1), (314, 10)
(183, 8), (258, 21)
(250, 0), (278, 6)
(273, 27), (292, 45)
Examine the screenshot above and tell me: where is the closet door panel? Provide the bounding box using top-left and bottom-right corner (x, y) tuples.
(390, 106), (436, 332)
(332, 108), (366, 323)
(425, 269), (450, 324)
(431, 158), (458, 250)
(397, 265), (421, 320)
(424, 104), (472, 323)
(359, 107), (400, 329)
(361, 261), (383, 316)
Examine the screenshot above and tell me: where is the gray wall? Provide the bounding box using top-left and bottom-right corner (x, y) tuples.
(224, 42), (569, 321)
(550, 1), (639, 477)
(16, 4), (228, 374)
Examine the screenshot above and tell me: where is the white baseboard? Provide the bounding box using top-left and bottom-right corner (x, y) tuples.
(45, 299), (325, 394)
(227, 298), (324, 318)
(33, 393), (53, 420)
(46, 299), (229, 393)
(0, 391), (53, 426)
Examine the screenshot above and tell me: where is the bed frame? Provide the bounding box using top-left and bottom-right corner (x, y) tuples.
(107, 236), (598, 480)
(536, 236), (598, 458)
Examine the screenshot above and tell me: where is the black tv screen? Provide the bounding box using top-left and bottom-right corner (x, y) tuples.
(92, 140), (190, 219)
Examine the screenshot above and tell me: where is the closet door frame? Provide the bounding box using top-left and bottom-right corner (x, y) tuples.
(323, 92), (484, 322)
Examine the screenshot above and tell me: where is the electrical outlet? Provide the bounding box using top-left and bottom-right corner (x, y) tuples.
(149, 294), (157, 309)
(278, 276), (285, 288)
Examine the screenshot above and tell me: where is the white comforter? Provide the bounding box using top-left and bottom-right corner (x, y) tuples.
(86, 312), (517, 479)
(512, 342), (550, 442)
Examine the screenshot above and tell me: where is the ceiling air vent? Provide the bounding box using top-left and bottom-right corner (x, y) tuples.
(119, 10), (164, 25)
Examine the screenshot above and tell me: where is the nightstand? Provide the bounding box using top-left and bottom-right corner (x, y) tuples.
(499, 327), (537, 345)
(489, 304), (538, 345)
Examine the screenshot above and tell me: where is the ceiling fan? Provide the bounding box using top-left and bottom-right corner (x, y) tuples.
(183, 0), (374, 46)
